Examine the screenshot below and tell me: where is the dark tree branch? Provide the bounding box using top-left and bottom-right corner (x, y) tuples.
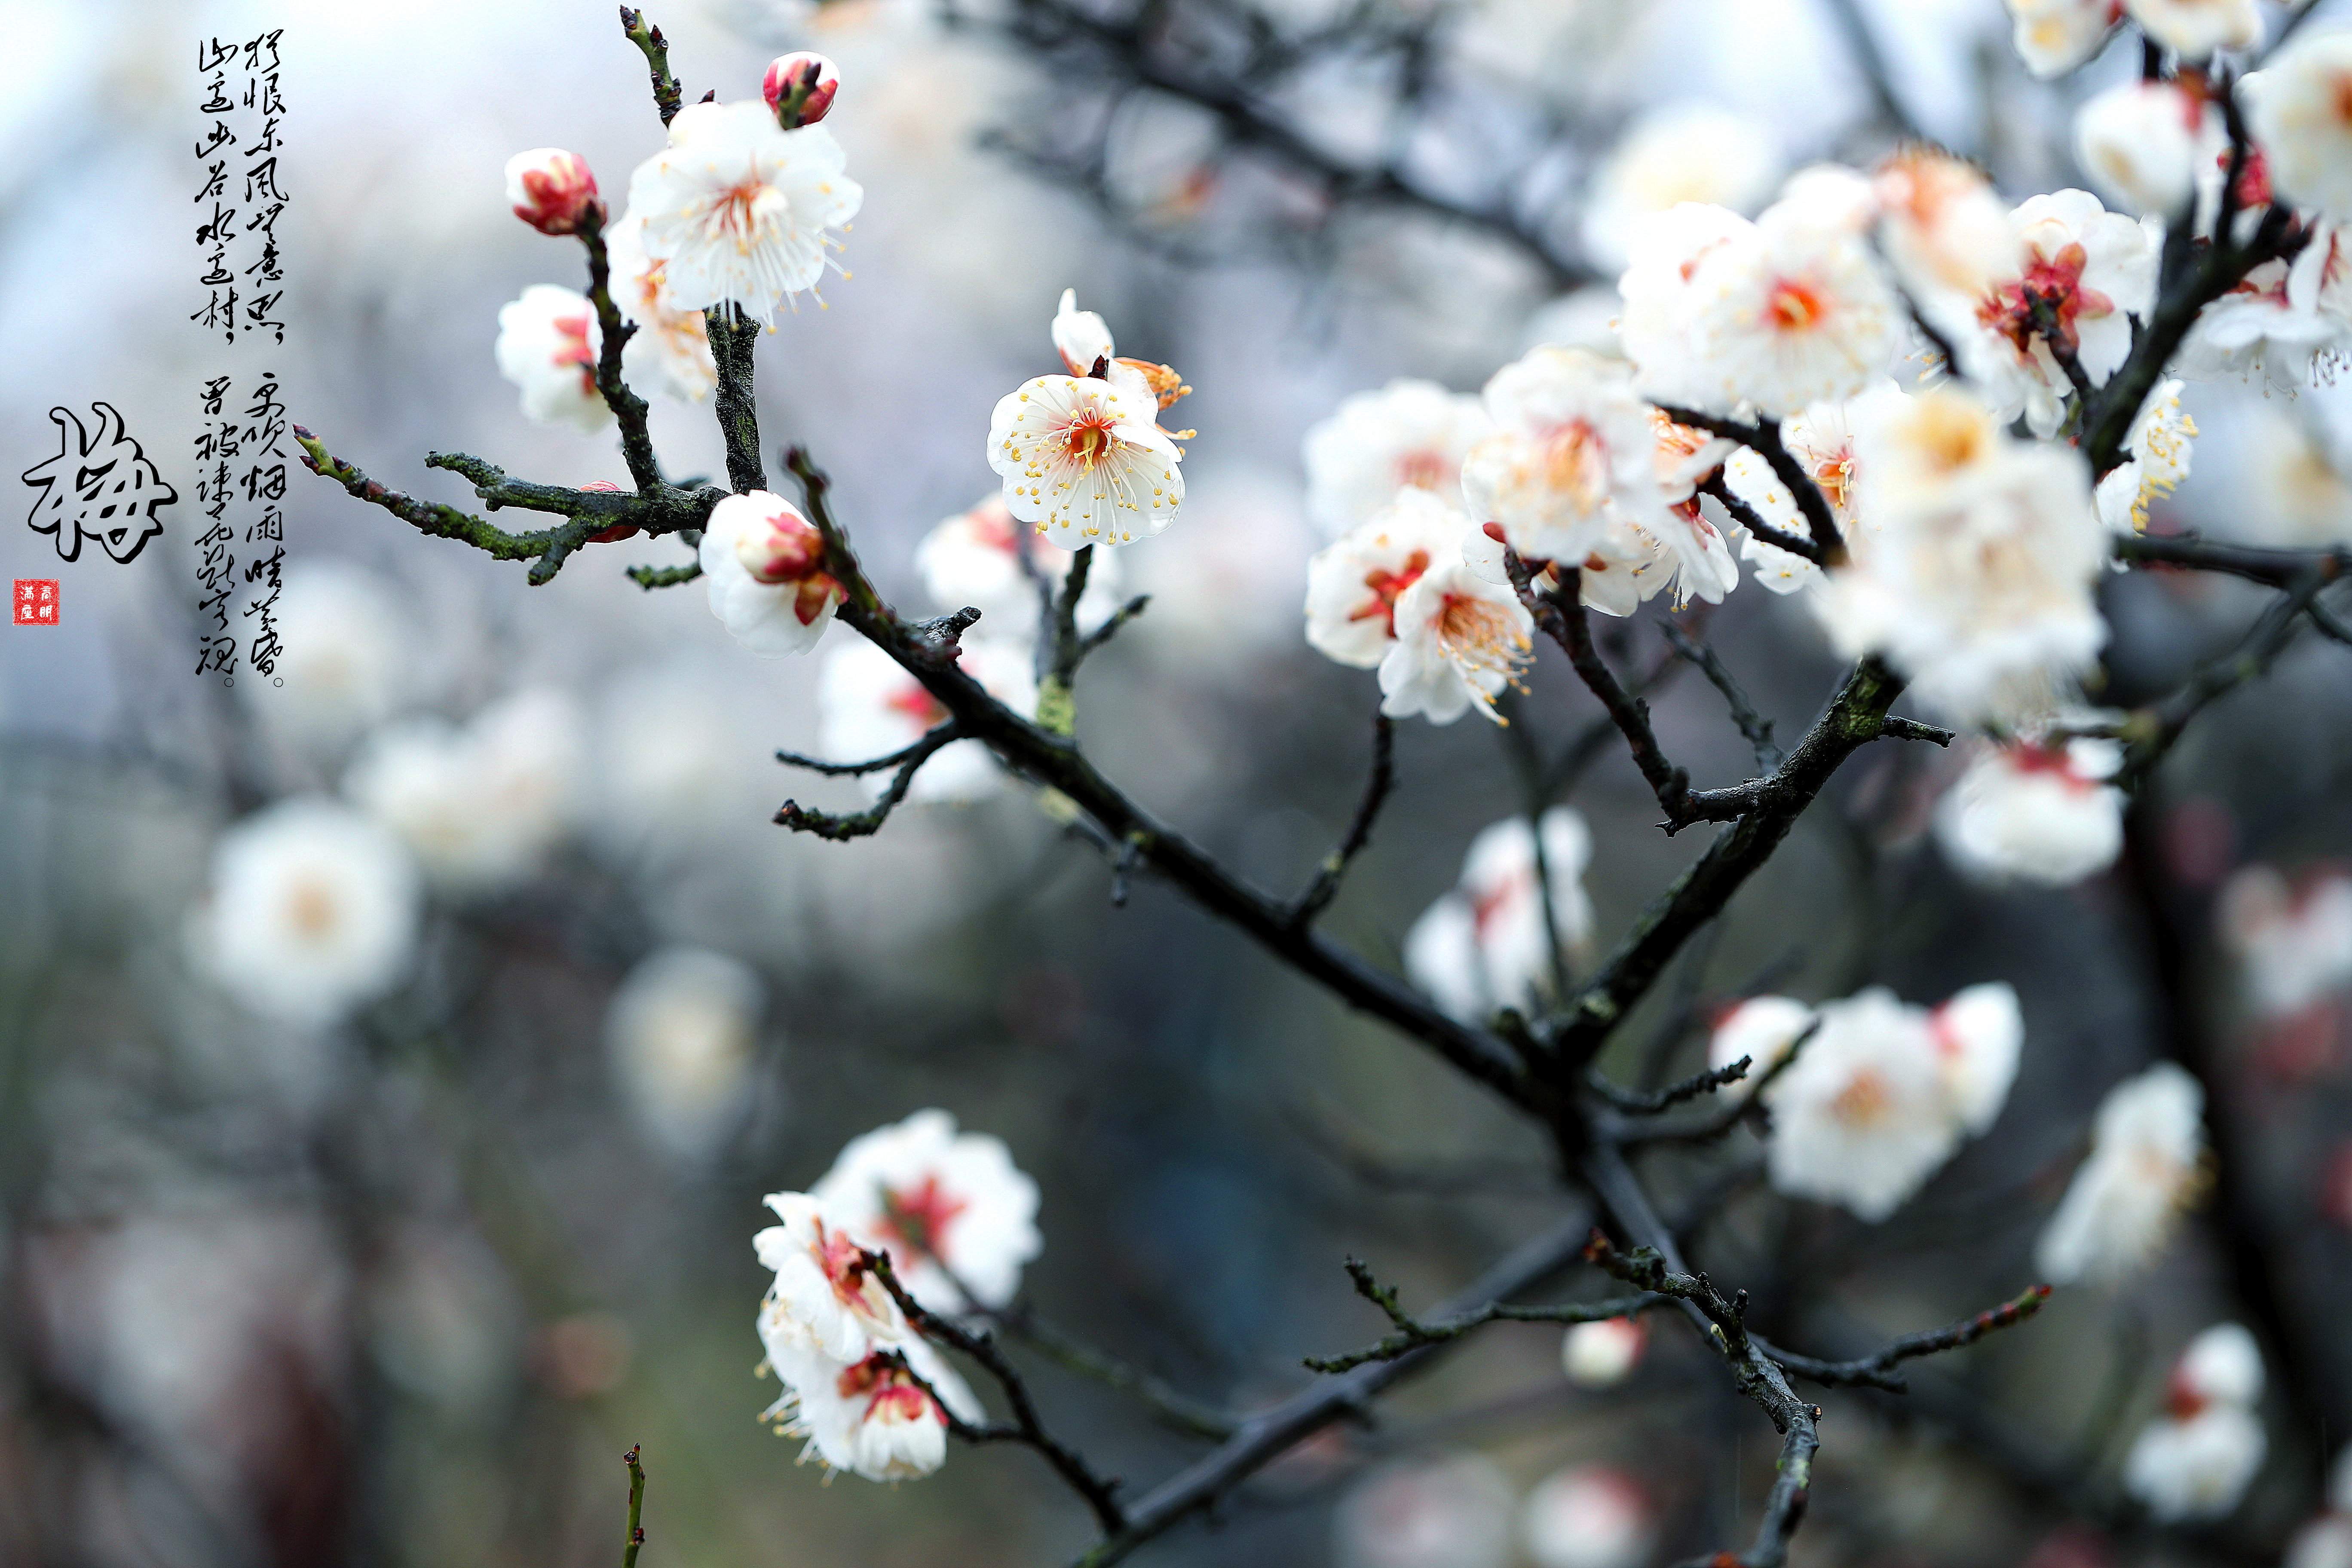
(1819, 0), (1925, 140)
(777, 726), (961, 778)
(626, 560), (702, 589)
(2118, 571), (2331, 790)
(1079, 594), (1153, 658)
(773, 724), (965, 840)
(1754, 1285), (2052, 1393)
(706, 306), (767, 494)
(1700, 473), (1824, 566)
(1510, 559), (1695, 826)
(2024, 288), (2095, 409)
(1302, 1256), (1655, 1374)
(1658, 616), (1779, 771)
(576, 207), (664, 492)
(1656, 407), (1845, 561)
(862, 1250), (1129, 1534)
(1288, 710), (1396, 926)
(1586, 1054), (1752, 1115)
(2113, 530), (2352, 588)
(1620, 1020), (1819, 1145)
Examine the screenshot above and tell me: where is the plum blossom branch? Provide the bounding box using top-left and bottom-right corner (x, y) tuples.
(773, 723), (965, 839)
(2112, 530), (2352, 588)
(1585, 1053), (1753, 1116)
(980, 1305), (1239, 1442)
(1756, 1286), (2053, 1393)
(626, 560), (702, 589)
(620, 1445), (647, 1568)
(577, 207), (663, 492)
(707, 307), (767, 494)
(1078, 594), (1153, 659)
(1069, 1212), (1598, 1568)
(1654, 405), (1846, 561)
(1287, 711), (1396, 927)
(1301, 1256), (1655, 1374)
(2116, 569), (2334, 790)
(1620, 1020), (1820, 1145)
(1698, 473), (1823, 566)
(618, 6), (685, 127)
(1657, 616), (1779, 772)
(861, 1249), (1130, 1534)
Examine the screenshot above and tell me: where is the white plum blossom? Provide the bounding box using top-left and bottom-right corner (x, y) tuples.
(1722, 383), (1902, 594)
(1964, 190), (2157, 437)
(699, 490), (843, 656)
(753, 1191), (905, 1363)
(1616, 204), (1753, 394)
(988, 375), (1185, 548)
(1461, 346), (1665, 568)
(1935, 738), (2126, 887)
(811, 1108), (1044, 1312)
(1764, 985), (2020, 1222)
(1378, 547), (1534, 724)
(1581, 103), (1782, 269)
(190, 797), (423, 1029)
(504, 147), (600, 235)
(763, 1337), (980, 1481)
(239, 562), (412, 755)
(1654, 195), (1904, 418)
(1051, 287), (1115, 374)
(1560, 1317), (1647, 1388)
(494, 284), (608, 432)
(817, 636), (1035, 804)
(2096, 380), (2197, 533)
(1305, 488), (1464, 669)
(2247, 33), (2352, 219)
(1334, 1455), (1518, 1568)
(1522, 1465), (1657, 1568)
(2034, 1062), (2208, 1283)
(914, 493), (1123, 632)
(2003, 0), (2123, 77)
(2124, 1323), (2268, 1522)
(1813, 385), (2109, 727)
(2177, 255), (2347, 391)
(1872, 147), (2025, 318)
(625, 99), (861, 324)
(1303, 380), (1494, 539)
(1707, 994), (1818, 1094)
(2125, 0), (2261, 60)
(343, 689), (583, 894)
(603, 209), (717, 403)
(2217, 866), (2352, 1018)
(605, 947), (763, 1161)
(2292, 1514), (2352, 1568)
(2239, 413), (2352, 546)
(1405, 808), (1596, 1022)
(2076, 82), (2210, 218)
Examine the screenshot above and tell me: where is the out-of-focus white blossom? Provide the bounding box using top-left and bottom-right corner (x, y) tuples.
(1813, 386), (2107, 727)
(1461, 345), (1664, 568)
(2125, 0), (2260, 61)
(2003, 0), (2124, 77)
(1936, 738), (2125, 886)
(2176, 256), (2346, 389)
(1378, 547), (1534, 725)
(1642, 197), (1903, 418)
(494, 284), (608, 432)
(1764, 985), (2019, 1222)
(1406, 809), (1594, 1022)
(2290, 1514), (2352, 1568)
(1522, 1464), (1657, 1568)
(1873, 148), (2025, 315)
(1582, 103), (1782, 270)
(606, 947), (763, 1161)
(603, 210), (716, 403)
(2247, 33), (2352, 219)
(1303, 380), (1494, 539)
(1708, 995), (1818, 1094)
(2096, 380), (2196, 533)
(1334, 1454), (1518, 1568)
(2076, 83), (2209, 218)
(817, 636), (1034, 803)
(190, 797), (423, 1028)
(2124, 1323), (2267, 1522)
(764, 1334), (980, 1481)
(811, 1108), (1043, 1311)
(1963, 191), (2156, 438)
(988, 374), (1185, 548)
(504, 147), (601, 236)
(1305, 488), (1463, 669)
(240, 563), (411, 755)
(2217, 866), (2352, 1017)
(753, 1192), (904, 1364)
(1560, 1316), (1647, 1388)
(343, 689), (582, 894)
(2034, 1062), (2208, 1283)
(913, 493), (1123, 632)
(626, 100), (861, 324)
(699, 490), (843, 656)
(1616, 203), (1751, 398)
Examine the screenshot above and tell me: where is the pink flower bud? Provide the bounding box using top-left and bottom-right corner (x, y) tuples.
(762, 52), (840, 128)
(504, 148), (603, 236)
(734, 498), (827, 585)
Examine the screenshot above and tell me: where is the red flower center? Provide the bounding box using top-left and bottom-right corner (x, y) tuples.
(879, 1173), (970, 1262)
(1348, 549), (1431, 636)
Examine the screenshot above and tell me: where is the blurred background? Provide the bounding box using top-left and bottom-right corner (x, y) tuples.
(4, 0), (2352, 1564)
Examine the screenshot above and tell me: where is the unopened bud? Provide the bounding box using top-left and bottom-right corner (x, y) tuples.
(763, 52), (840, 128)
(581, 480), (640, 542)
(505, 148), (603, 236)
(735, 499), (826, 584)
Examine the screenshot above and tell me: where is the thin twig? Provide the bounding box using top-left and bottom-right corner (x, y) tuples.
(618, 6), (685, 126)
(773, 725), (964, 839)
(1622, 1020), (1820, 1145)
(1289, 711), (1396, 925)
(620, 1445), (647, 1568)
(985, 1305), (1238, 1442)
(1511, 558), (1694, 826)
(1586, 1054), (1752, 1115)
(578, 208), (663, 492)
(1658, 616), (1779, 771)
(1756, 1286), (2053, 1393)
(1301, 1256), (1656, 1374)
(1656, 407), (1845, 561)
(777, 725), (961, 778)
(1699, 474), (1823, 566)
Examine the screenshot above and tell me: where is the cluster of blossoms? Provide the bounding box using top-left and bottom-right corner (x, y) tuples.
(1707, 985), (2021, 1222)
(753, 1111), (1040, 1480)
(2123, 1322), (2269, 1522)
